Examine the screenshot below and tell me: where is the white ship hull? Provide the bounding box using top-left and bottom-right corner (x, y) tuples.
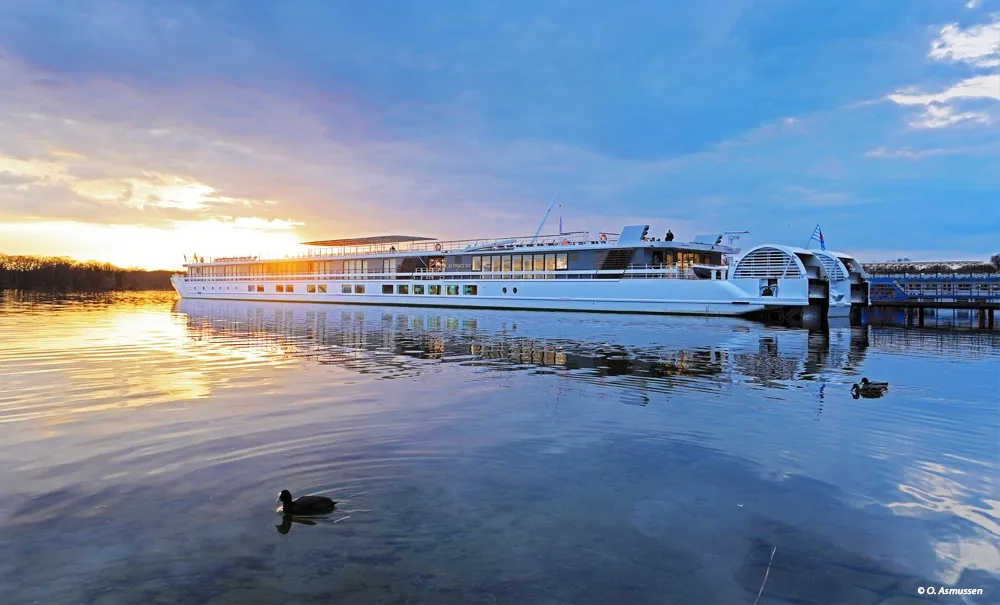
(171, 225), (866, 323)
(170, 275), (808, 317)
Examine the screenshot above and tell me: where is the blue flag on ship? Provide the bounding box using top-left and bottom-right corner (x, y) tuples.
(809, 223), (826, 251)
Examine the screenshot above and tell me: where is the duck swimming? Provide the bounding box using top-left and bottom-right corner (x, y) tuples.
(276, 489), (337, 515)
(851, 377), (888, 398)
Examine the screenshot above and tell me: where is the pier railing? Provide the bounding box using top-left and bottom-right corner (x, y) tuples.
(868, 275), (1000, 303)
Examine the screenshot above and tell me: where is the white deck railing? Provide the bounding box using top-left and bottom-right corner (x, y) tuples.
(201, 231), (622, 263)
(177, 265), (717, 282)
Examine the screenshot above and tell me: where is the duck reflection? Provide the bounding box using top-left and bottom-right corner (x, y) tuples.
(275, 514), (319, 535)
(174, 300), (874, 401)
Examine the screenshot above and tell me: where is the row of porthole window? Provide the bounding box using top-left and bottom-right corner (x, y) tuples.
(244, 284), (525, 295)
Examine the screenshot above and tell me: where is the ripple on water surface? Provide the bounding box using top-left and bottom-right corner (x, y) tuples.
(0, 291), (997, 604)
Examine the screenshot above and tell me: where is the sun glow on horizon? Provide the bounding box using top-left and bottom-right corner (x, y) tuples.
(0, 219), (308, 271)
(0, 149), (314, 271)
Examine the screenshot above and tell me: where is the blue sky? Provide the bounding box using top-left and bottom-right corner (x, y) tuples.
(0, 0), (997, 268)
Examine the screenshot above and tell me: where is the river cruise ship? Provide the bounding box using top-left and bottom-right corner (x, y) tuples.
(171, 224), (869, 322)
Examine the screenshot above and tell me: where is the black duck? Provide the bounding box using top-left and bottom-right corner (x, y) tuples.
(851, 377), (888, 398)
(276, 489), (337, 515)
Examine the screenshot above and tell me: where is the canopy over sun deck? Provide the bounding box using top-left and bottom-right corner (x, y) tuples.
(301, 235), (435, 247)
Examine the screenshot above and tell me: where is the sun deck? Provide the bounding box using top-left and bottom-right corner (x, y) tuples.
(188, 229), (743, 267)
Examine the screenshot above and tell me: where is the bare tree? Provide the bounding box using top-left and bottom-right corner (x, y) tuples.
(0, 253), (173, 291)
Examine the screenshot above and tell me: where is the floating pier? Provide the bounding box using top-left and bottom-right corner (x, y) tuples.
(867, 274), (1000, 329)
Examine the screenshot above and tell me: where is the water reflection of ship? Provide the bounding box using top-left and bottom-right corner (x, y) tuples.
(731, 328), (869, 387)
(174, 300), (871, 398)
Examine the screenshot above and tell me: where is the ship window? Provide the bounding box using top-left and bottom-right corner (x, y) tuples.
(545, 254), (556, 271)
(446, 285), (459, 295)
(482, 256), (492, 272)
(502, 255), (512, 272)
(397, 284), (409, 294)
(472, 256), (482, 271)
(248, 285), (254, 292)
(318, 285), (327, 293)
(276, 284), (284, 292)
(463, 285), (478, 295)
(492, 256), (501, 272)
(413, 285), (425, 295)
(307, 285), (316, 293)
(383, 259), (393, 273)
(342, 284), (352, 294)
(355, 284), (365, 294)
(256, 285), (264, 292)
(502, 287), (507, 294)
(534, 254), (545, 272)
(286, 285), (294, 293)
(557, 253), (568, 270)
(512, 255), (523, 271)
(382, 284), (393, 294)
(513, 287), (518, 294)
(429, 285), (442, 295)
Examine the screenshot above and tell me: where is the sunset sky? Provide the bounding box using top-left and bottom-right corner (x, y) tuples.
(1, 0), (998, 270)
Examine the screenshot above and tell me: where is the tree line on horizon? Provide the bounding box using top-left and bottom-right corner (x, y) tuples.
(863, 254), (1000, 276)
(0, 253), (174, 291)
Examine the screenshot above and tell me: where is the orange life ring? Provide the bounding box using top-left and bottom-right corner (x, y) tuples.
(599, 233), (608, 243)
(562, 240), (570, 245)
(434, 243), (442, 252)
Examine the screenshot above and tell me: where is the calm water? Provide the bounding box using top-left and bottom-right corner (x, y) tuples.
(1, 291), (998, 605)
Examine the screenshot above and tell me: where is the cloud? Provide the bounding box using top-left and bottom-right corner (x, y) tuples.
(0, 1), (998, 267)
(887, 75), (999, 128)
(929, 20), (1000, 67)
(906, 104), (992, 129)
(889, 75), (1000, 106)
(863, 145), (991, 159)
(776, 185), (862, 208)
(884, 15), (1000, 128)
(0, 219), (306, 270)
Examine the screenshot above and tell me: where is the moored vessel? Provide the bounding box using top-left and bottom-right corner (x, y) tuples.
(171, 224), (857, 321)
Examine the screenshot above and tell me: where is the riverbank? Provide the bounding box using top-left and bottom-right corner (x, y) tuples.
(0, 254), (174, 291)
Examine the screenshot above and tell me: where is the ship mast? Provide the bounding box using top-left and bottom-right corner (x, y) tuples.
(530, 194), (559, 244)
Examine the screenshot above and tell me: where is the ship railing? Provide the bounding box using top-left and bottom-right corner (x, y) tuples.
(200, 232), (623, 263)
(622, 264), (708, 280)
(185, 270), (616, 281)
(182, 266), (716, 281)
(406, 231), (619, 254)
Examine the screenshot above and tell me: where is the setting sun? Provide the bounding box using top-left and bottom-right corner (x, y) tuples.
(0, 218), (305, 271)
